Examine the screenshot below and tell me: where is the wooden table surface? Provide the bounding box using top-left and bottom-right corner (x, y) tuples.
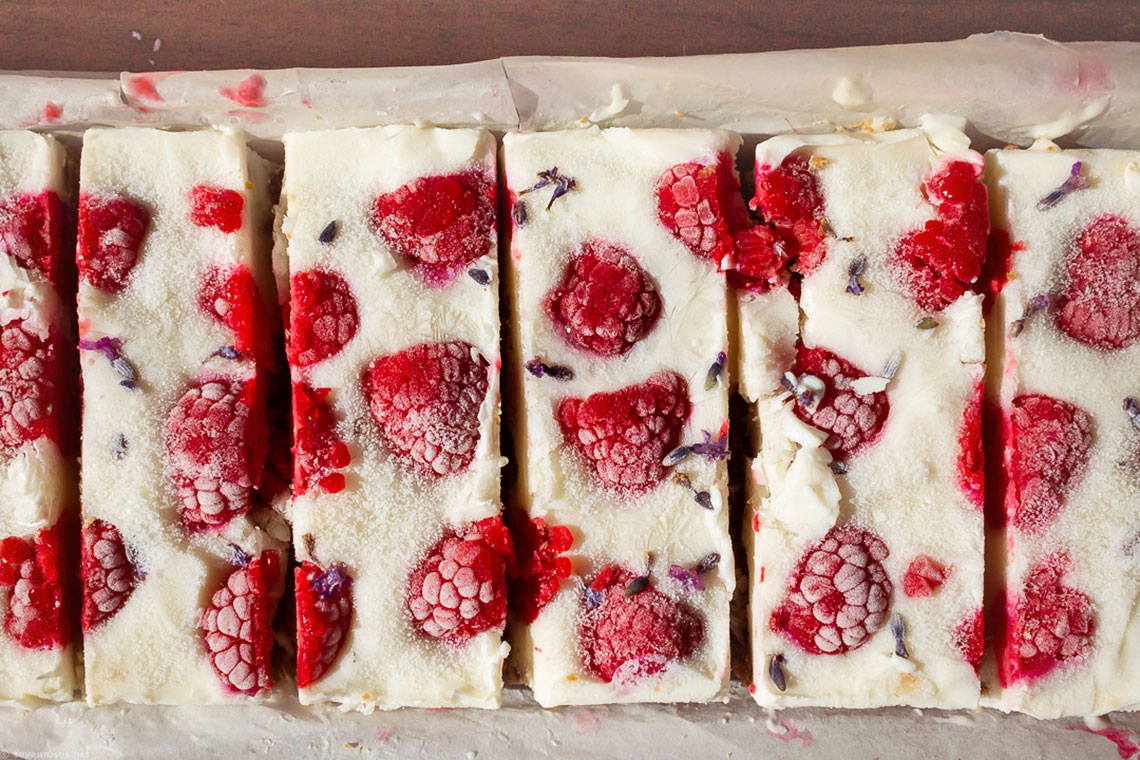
(2, 0), (1137, 72)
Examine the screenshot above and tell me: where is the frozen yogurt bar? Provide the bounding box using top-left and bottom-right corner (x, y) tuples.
(503, 127), (738, 706)
(279, 125), (506, 711)
(740, 118), (988, 709)
(0, 131), (78, 703)
(987, 147), (1140, 718)
(77, 127), (287, 705)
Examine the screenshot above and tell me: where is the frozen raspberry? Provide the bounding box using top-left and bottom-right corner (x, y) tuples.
(288, 269), (360, 368)
(165, 376), (265, 531)
(201, 550), (280, 696)
(198, 265), (260, 356)
(0, 318), (60, 459)
(558, 371), (690, 497)
(958, 377), (985, 511)
(753, 156), (827, 275)
(80, 519), (139, 631)
(0, 519), (73, 650)
(295, 560), (353, 688)
(0, 191), (61, 277)
(954, 607), (984, 675)
(1056, 215), (1140, 351)
(507, 512), (573, 624)
(371, 170), (496, 285)
(655, 155), (742, 266)
(407, 516), (514, 646)
(890, 160), (989, 312)
(189, 185), (244, 232)
(981, 229), (1016, 316)
(1004, 553), (1094, 684)
(578, 566), (703, 683)
(258, 349), (294, 507)
(791, 345), (889, 462)
(902, 555), (949, 598)
(1007, 393), (1092, 532)
(292, 382), (350, 496)
(363, 341), (489, 478)
(730, 225), (794, 293)
(770, 525), (892, 655)
(544, 241), (661, 357)
(77, 194), (149, 293)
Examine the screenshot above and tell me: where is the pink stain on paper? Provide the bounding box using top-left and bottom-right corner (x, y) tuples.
(766, 718), (812, 748)
(1065, 725), (1140, 759)
(374, 729), (396, 745)
(573, 709), (600, 736)
(219, 75), (267, 108)
(41, 102), (62, 122)
(125, 73), (166, 102)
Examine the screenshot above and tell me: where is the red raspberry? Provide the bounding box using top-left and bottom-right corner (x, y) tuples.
(362, 341), (489, 478)
(1003, 553), (1094, 684)
(1007, 393), (1092, 532)
(578, 566), (703, 683)
(790, 345), (890, 462)
(407, 516), (514, 645)
(80, 519), (139, 631)
(890, 160), (989, 312)
(295, 560), (353, 688)
(544, 241), (661, 357)
(558, 371), (690, 497)
(0, 191), (62, 278)
(0, 518), (73, 650)
(77, 194), (150, 293)
(165, 375), (266, 531)
(292, 382), (350, 496)
(507, 512), (573, 624)
(730, 225), (794, 293)
(258, 350), (294, 507)
(752, 156), (827, 275)
(189, 185), (244, 233)
(655, 155), (742, 266)
(371, 170), (496, 285)
(198, 265), (261, 357)
(288, 269), (360, 368)
(1056, 215), (1140, 350)
(201, 550), (280, 696)
(902, 554), (948, 598)
(770, 525), (892, 655)
(958, 377), (985, 511)
(0, 318), (61, 459)
(954, 606), (984, 675)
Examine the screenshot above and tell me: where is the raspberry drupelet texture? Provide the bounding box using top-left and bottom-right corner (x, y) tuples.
(76, 194), (149, 293)
(506, 513), (573, 624)
(80, 519), (139, 631)
(902, 554), (949, 598)
(0, 191), (63, 278)
(1007, 393), (1093, 532)
(0, 318), (61, 458)
(790, 345), (890, 462)
(752, 155), (828, 275)
(655, 155), (742, 267)
(1056, 214), (1140, 351)
(201, 550), (280, 696)
(0, 518), (73, 650)
(958, 377), (985, 511)
(188, 185), (244, 233)
(289, 269), (360, 368)
(292, 383), (350, 496)
(295, 560), (354, 688)
(198, 265), (261, 357)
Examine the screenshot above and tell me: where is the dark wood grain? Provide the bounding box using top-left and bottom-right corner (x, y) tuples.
(1, 0), (1137, 73)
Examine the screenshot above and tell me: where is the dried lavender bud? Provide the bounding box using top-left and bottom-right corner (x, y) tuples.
(891, 613), (908, 658)
(667, 564), (704, 591)
(780, 372), (797, 393)
(229, 543), (251, 567)
(1009, 319), (1026, 338)
(524, 357), (573, 380)
(123, 541), (146, 580)
(511, 199), (528, 226)
(303, 533), (317, 556)
(1026, 294), (1051, 315)
(915, 317), (939, 330)
(79, 336), (122, 362)
(110, 357), (137, 381)
(313, 563), (352, 601)
(1038, 162), (1090, 209)
(524, 358), (545, 378)
(768, 653), (787, 692)
(110, 432), (128, 460)
(523, 167), (577, 210)
(583, 580), (603, 611)
(547, 176), (576, 209)
(119, 379), (140, 392)
(624, 574), (650, 597)
(697, 552), (721, 573)
(318, 220), (339, 244)
(213, 345), (241, 360)
(1125, 397), (1140, 430)
(705, 351), (727, 390)
(663, 445), (692, 467)
(881, 350), (903, 380)
(694, 491), (713, 510)
(846, 256), (866, 296)
(689, 430), (729, 461)
(828, 461), (848, 475)
(468, 268), (491, 286)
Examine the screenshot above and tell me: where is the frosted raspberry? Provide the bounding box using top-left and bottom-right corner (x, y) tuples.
(771, 525), (892, 655)
(791, 345), (890, 462)
(201, 550), (280, 696)
(1004, 553), (1094, 684)
(0, 318), (60, 459)
(198, 265), (260, 356)
(80, 519), (139, 631)
(558, 371), (690, 496)
(544, 241), (661, 357)
(753, 156), (827, 275)
(507, 512), (573, 624)
(77, 194), (149, 293)
(407, 516), (514, 646)
(288, 269), (360, 368)
(655, 155), (742, 266)
(371, 170), (496, 285)
(292, 382), (350, 496)
(578, 566), (703, 683)
(295, 560), (353, 688)
(362, 341), (488, 478)
(902, 555), (948, 598)
(954, 607), (984, 675)
(0, 518), (73, 650)
(1007, 393), (1092, 532)
(1056, 215), (1140, 350)
(0, 191), (61, 278)
(890, 160), (989, 312)
(165, 376), (265, 531)
(957, 377), (985, 510)
(731, 224), (794, 293)
(189, 185), (244, 232)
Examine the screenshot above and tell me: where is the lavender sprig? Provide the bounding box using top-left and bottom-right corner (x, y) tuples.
(516, 167), (577, 221)
(81, 336), (141, 388)
(663, 430), (729, 467)
(1038, 162), (1090, 209)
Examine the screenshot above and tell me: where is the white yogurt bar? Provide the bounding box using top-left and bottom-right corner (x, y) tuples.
(741, 119), (987, 709)
(279, 126), (505, 711)
(0, 131), (78, 703)
(987, 147), (1140, 718)
(503, 128), (737, 706)
(77, 127), (287, 704)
